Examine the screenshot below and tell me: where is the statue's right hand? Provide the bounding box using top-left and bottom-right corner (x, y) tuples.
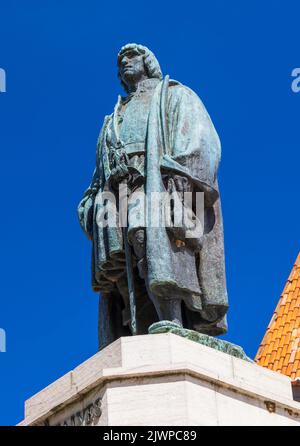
(109, 164), (130, 188)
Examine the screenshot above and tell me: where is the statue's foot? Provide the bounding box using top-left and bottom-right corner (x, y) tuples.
(148, 321), (251, 362)
(148, 320), (182, 334)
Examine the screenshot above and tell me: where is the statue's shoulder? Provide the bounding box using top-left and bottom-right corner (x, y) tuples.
(167, 78), (201, 102)
(166, 78), (218, 138)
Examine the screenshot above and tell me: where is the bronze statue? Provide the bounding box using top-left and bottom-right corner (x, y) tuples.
(78, 44), (228, 350)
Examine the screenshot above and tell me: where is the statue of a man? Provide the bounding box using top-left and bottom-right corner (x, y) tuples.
(78, 44), (228, 350)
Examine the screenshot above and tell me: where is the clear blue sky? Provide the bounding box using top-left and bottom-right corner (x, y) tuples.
(0, 0), (299, 426)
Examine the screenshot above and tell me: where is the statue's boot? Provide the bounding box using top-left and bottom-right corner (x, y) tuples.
(153, 295), (183, 327)
(143, 272), (183, 327)
(146, 294), (183, 334)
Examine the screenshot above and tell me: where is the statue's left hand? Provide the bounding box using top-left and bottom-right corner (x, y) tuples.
(166, 175), (192, 194)
(109, 147), (130, 187)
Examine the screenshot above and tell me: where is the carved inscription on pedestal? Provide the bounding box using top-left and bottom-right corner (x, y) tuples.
(54, 397), (102, 426)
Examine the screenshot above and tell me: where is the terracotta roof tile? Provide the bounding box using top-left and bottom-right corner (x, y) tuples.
(276, 332), (282, 344)
(273, 359), (279, 370)
(273, 337), (280, 351)
(287, 363), (293, 375)
(255, 252), (300, 382)
(278, 356), (284, 370)
(292, 360), (300, 374)
(289, 350), (297, 364)
(283, 322), (290, 335)
(276, 346), (283, 360)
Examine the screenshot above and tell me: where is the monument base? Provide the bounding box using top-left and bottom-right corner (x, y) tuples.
(19, 333), (300, 426)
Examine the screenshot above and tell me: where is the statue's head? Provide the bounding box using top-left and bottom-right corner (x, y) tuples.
(117, 43), (163, 93)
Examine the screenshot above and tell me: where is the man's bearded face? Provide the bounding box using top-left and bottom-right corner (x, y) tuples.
(119, 49), (147, 88)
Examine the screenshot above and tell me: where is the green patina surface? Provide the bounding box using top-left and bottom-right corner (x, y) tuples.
(79, 44), (232, 351)
(148, 321), (251, 362)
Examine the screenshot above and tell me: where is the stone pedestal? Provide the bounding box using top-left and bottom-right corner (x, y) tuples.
(19, 333), (300, 426)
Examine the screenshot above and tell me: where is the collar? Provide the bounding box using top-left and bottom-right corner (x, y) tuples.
(121, 78), (161, 103)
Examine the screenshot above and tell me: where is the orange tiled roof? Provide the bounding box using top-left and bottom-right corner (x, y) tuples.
(255, 252), (300, 381)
